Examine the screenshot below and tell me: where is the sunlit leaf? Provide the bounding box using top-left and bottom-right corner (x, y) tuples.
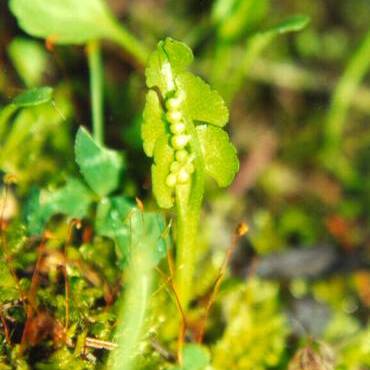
(75, 127), (124, 197)
(197, 125), (239, 187)
(152, 134), (175, 209)
(9, 0), (115, 44)
(146, 38), (193, 96)
(12, 86), (53, 107)
(141, 90), (166, 157)
(176, 72), (229, 127)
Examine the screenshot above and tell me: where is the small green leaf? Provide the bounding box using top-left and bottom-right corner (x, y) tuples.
(171, 344), (210, 370)
(75, 127), (124, 197)
(95, 196), (134, 262)
(267, 15), (310, 35)
(142, 90), (166, 157)
(146, 38), (193, 95)
(152, 135), (175, 209)
(96, 197), (167, 266)
(8, 37), (50, 87)
(197, 125), (239, 187)
(24, 179), (93, 235)
(9, 0), (115, 44)
(176, 72), (229, 127)
(129, 209), (168, 266)
(12, 86), (53, 107)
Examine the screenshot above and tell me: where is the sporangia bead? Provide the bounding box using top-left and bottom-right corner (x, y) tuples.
(172, 134), (190, 149)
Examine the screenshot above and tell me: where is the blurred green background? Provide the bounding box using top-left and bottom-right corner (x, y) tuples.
(0, 0), (369, 369)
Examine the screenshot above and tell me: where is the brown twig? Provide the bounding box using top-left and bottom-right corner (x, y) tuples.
(20, 237), (47, 353)
(196, 222), (248, 343)
(155, 260), (187, 366)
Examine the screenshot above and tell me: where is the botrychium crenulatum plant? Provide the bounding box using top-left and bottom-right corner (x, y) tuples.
(142, 37), (239, 309)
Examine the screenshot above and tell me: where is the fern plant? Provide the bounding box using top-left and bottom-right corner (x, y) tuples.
(142, 38), (239, 308)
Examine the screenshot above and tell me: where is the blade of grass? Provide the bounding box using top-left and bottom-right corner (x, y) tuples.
(87, 40), (104, 145)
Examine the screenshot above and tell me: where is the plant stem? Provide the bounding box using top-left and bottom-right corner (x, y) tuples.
(109, 253), (152, 370)
(175, 121), (205, 310)
(109, 21), (149, 66)
(87, 40), (104, 145)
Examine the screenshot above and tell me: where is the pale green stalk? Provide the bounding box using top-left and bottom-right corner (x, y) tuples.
(175, 120), (205, 309)
(87, 40), (104, 145)
(109, 252), (152, 370)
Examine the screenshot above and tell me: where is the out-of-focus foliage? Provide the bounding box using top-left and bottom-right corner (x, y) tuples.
(212, 279), (288, 370)
(0, 0), (369, 369)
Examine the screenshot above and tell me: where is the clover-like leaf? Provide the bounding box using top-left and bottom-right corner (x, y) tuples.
(197, 124), (239, 187)
(10, 0), (115, 44)
(129, 209), (168, 267)
(12, 86), (53, 107)
(96, 197), (167, 266)
(152, 134), (175, 209)
(24, 178), (93, 235)
(146, 38), (193, 95)
(75, 127), (124, 197)
(142, 90), (166, 157)
(95, 196), (134, 262)
(176, 72), (229, 127)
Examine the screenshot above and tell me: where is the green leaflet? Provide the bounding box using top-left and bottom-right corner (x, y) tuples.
(197, 125), (239, 187)
(152, 134), (175, 209)
(75, 127), (124, 197)
(142, 90), (166, 157)
(95, 196), (134, 262)
(96, 197), (167, 266)
(170, 344), (210, 370)
(24, 179), (93, 235)
(12, 86), (53, 107)
(176, 72), (229, 127)
(146, 38), (193, 95)
(9, 0), (114, 44)
(129, 209), (168, 267)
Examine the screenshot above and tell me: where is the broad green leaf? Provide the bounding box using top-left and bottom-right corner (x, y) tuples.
(95, 196), (134, 261)
(24, 179), (93, 235)
(8, 37), (50, 87)
(75, 127), (124, 197)
(146, 38), (193, 95)
(12, 86), (53, 107)
(197, 125), (239, 187)
(176, 72), (229, 127)
(152, 134), (175, 209)
(171, 344), (210, 370)
(142, 90), (166, 157)
(9, 0), (115, 44)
